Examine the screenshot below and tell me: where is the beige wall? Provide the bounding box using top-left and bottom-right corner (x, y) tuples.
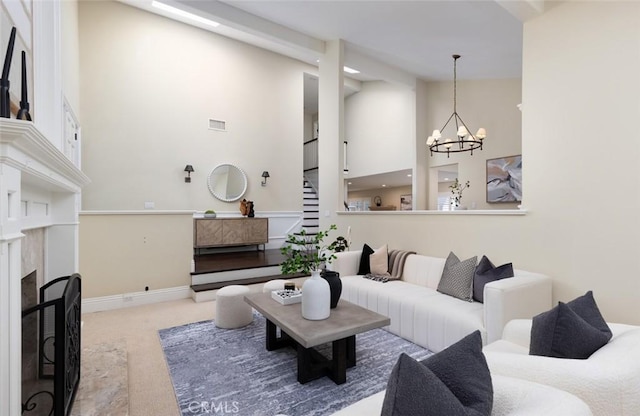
(423, 78), (522, 210)
(79, 214), (193, 298)
(345, 81), (416, 178)
(332, 1), (640, 325)
(79, 0), (313, 213)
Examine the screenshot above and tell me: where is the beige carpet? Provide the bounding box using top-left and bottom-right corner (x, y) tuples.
(80, 298), (213, 416)
(79, 278), (306, 416)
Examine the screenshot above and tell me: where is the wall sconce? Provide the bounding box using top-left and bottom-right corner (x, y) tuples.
(261, 171), (270, 186)
(184, 165), (194, 183)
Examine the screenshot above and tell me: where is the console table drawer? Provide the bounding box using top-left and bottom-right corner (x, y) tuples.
(194, 218), (268, 248)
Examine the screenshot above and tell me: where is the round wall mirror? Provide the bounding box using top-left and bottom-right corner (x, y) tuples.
(207, 164), (248, 202)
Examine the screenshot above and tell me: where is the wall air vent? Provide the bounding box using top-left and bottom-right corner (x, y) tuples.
(208, 119), (227, 131)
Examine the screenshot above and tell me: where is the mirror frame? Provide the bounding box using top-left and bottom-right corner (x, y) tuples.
(207, 163), (248, 202)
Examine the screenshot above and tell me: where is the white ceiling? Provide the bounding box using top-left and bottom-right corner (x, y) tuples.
(122, 0), (540, 191)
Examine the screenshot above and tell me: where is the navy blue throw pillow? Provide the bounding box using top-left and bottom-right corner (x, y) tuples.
(473, 255), (514, 303)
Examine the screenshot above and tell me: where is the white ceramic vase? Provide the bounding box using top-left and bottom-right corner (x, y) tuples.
(301, 270), (330, 320)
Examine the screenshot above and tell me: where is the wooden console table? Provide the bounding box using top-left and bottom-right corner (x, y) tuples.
(193, 217), (268, 253)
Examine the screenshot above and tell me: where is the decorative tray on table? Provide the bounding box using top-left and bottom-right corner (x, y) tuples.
(271, 289), (302, 305)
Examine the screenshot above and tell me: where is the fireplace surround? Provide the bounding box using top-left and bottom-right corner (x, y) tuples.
(1, 120), (89, 415)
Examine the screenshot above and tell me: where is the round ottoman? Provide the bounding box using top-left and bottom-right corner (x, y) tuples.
(262, 279), (287, 293)
(215, 285), (252, 329)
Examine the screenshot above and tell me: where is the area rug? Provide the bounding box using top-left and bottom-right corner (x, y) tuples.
(159, 313), (432, 416)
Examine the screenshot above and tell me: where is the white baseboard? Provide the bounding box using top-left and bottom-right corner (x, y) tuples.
(82, 285), (191, 313)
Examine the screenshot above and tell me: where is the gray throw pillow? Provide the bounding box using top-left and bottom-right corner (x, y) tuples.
(473, 255), (514, 303)
(381, 331), (493, 416)
(530, 301), (611, 359)
(437, 252), (477, 302)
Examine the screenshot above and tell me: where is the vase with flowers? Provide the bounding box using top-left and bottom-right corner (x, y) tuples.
(449, 178), (470, 210)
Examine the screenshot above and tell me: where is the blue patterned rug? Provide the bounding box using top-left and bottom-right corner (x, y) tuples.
(159, 313), (431, 416)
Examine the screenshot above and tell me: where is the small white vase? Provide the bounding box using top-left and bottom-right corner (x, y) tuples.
(301, 270), (330, 320)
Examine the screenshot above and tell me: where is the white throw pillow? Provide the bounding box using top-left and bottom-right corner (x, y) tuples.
(369, 244), (390, 276)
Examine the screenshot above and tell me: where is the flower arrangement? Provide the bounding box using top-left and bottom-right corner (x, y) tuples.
(280, 224), (348, 274)
(449, 178), (470, 208)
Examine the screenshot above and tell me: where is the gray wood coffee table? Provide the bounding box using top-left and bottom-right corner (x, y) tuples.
(244, 292), (390, 385)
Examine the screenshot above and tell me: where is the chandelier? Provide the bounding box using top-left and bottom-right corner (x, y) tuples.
(427, 54), (486, 157)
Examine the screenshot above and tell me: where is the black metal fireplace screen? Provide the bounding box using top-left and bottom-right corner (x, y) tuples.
(21, 274), (81, 416)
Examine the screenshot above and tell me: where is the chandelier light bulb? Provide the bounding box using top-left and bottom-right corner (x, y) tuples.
(444, 139), (453, 149)
(476, 128), (487, 140)
(457, 126), (468, 138)
(432, 130), (441, 140)
(426, 136), (435, 146)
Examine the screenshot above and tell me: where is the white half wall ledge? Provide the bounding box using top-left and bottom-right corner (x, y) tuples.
(338, 209), (528, 216)
(82, 285), (192, 313)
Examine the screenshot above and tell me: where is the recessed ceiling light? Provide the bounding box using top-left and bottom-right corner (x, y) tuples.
(407, 174), (412, 177)
(152, 1), (220, 27)
(382, 184), (386, 187)
(347, 182), (352, 185)
(444, 177), (450, 181)
(343, 66), (360, 74)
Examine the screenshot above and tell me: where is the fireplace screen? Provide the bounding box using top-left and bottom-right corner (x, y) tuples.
(22, 274), (81, 416)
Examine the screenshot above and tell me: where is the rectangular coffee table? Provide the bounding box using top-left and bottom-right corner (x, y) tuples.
(244, 292), (390, 385)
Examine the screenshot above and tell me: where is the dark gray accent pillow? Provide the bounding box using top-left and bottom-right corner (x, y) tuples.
(473, 255), (514, 303)
(381, 353), (468, 416)
(530, 301), (611, 359)
(437, 252), (477, 302)
(357, 244), (375, 275)
(566, 290), (612, 338)
(421, 331), (493, 416)
(381, 331), (493, 416)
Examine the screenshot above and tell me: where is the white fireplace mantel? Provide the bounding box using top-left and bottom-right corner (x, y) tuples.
(0, 118), (89, 416)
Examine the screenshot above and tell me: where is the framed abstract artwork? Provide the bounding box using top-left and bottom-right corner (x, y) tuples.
(400, 194), (412, 211)
(486, 155), (522, 203)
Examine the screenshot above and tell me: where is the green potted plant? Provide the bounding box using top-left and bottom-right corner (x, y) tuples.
(204, 209), (216, 218)
(280, 224), (346, 320)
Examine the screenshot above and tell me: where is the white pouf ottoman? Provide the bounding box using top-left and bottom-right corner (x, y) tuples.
(262, 279), (287, 293)
(215, 285), (252, 329)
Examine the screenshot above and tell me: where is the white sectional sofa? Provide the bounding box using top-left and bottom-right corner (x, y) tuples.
(329, 250), (552, 352)
(331, 374), (593, 416)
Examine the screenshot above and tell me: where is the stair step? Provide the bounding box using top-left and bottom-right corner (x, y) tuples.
(191, 273), (306, 292)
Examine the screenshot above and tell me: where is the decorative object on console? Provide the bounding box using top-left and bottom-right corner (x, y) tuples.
(203, 209), (216, 218)
(437, 251), (477, 302)
(320, 270), (341, 308)
(261, 171), (270, 186)
(487, 155), (522, 203)
(16, 51), (31, 121)
(373, 196), (382, 206)
(239, 198), (248, 215)
(473, 255), (514, 303)
(381, 331), (493, 416)
(400, 194), (412, 211)
(426, 55), (487, 157)
(183, 165), (194, 183)
(1, 27), (17, 118)
(530, 291), (612, 359)
(247, 200), (255, 217)
(449, 178), (470, 209)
